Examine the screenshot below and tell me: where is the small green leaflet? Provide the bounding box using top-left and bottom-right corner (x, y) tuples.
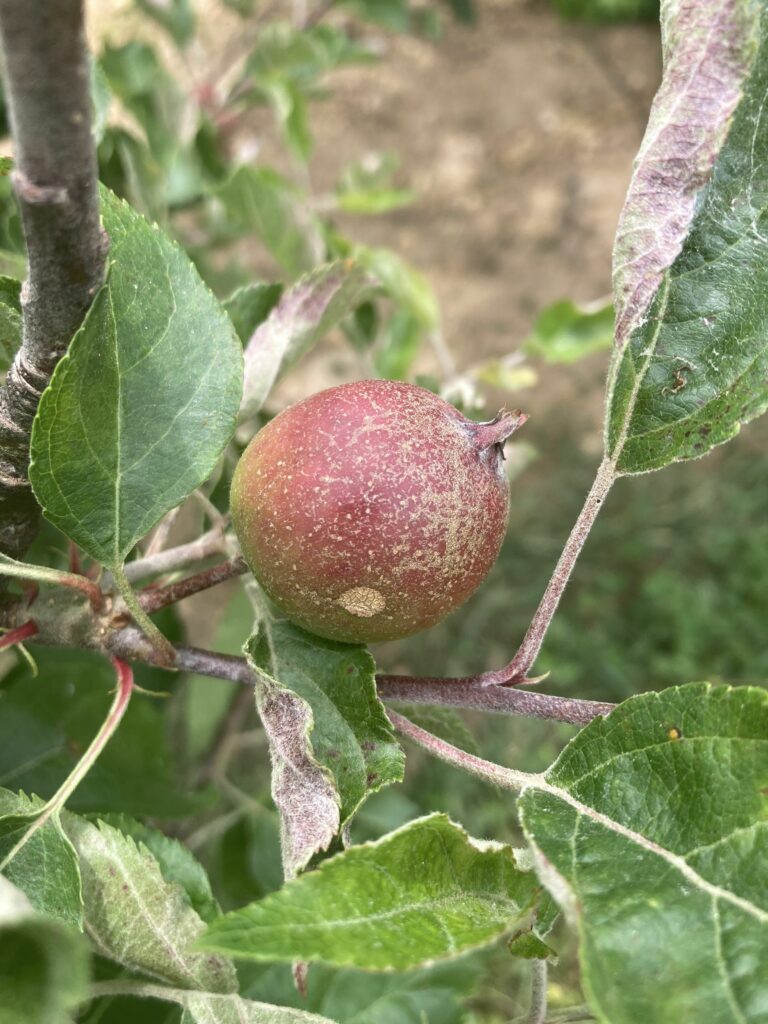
(63, 814), (238, 993)
(241, 261), (371, 418)
(216, 166), (322, 277)
(0, 875), (90, 1024)
(199, 813), (542, 970)
(523, 298), (614, 365)
(135, 0), (196, 47)
(605, 0), (768, 473)
(0, 791), (82, 930)
(246, 622), (404, 877)
(29, 186), (242, 569)
(519, 683), (768, 1024)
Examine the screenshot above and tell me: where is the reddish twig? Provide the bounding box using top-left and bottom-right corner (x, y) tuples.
(139, 557), (248, 615)
(480, 458), (616, 685)
(0, 618), (37, 650)
(68, 541), (81, 575)
(387, 709), (540, 791)
(101, 626), (612, 727)
(377, 673), (612, 726)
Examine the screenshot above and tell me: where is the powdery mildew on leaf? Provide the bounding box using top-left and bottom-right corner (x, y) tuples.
(199, 813), (541, 971)
(245, 622), (404, 879)
(612, 0), (758, 352)
(520, 683), (768, 1024)
(251, 668), (341, 880)
(605, 1), (768, 473)
(241, 260), (370, 418)
(64, 815), (238, 993)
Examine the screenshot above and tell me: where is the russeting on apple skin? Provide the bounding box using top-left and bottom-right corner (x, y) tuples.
(231, 379), (526, 644)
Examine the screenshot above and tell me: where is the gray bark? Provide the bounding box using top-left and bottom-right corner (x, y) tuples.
(0, 0), (106, 558)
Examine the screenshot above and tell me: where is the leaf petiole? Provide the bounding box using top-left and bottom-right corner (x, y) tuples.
(113, 565), (177, 666)
(0, 657), (134, 872)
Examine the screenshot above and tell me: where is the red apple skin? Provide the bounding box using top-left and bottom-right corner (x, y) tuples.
(231, 380), (523, 644)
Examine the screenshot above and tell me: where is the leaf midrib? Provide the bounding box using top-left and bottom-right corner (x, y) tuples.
(529, 777), (768, 925)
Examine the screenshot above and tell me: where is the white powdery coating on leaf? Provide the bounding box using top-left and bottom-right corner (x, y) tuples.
(612, 0), (759, 350)
(254, 676), (341, 879)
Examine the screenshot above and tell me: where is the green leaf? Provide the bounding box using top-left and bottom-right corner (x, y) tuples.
(241, 261), (371, 416)
(246, 622), (404, 875)
(335, 149), (417, 214)
(374, 308), (423, 380)
(223, 282), (284, 345)
(180, 992), (336, 1023)
(29, 187), (242, 570)
(98, 125), (165, 220)
(519, 683), (768, 1024)
(100, 814), (219, 922)
(216, 167), (322, 277)
(0, 791), (83, 930)
(336, 188), (417, 215)
(605, 0), (767, 473)
(0, 648), (202, 818)
(359, 248), (439, 329)
(0, 274), (22, 372)
(472, 357), (538, 393)
(0, 273), (20, 311)
(259, 78), (313, 162)
(552, 0), (658, 21)
(135, 0), (196, 46)
(64, 814), (238, 992)
(523, 298), (614, 364)
(222, 0), (256, 13)
(0, 875), (90, 1024)
(240, 957), (483, 1024)
(245, 23), (375, 86)
(336, 152), (416, 215)
(200, 813), (542, 970)
(100, 42), (183, 166)
(90, 60), (112, 146)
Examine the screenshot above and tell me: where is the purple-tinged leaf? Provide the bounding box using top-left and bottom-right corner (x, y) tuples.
(244, 622), (403, 880)
(612, 0), (759, 352)
(252, 671), (340, 880)
(241, 261), (371, 418)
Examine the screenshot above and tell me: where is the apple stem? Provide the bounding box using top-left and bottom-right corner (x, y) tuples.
(473, 410), (528, 451)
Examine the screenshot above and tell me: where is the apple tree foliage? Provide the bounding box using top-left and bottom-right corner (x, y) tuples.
(0, 1), (767, 1023)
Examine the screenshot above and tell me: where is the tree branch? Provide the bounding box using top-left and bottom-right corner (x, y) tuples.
(377, 674), (612, 725)
(524, 960), (548, 1024)
(0, 0), (107, 560)
(138, 557), (247, 615)
(99, 624), (611, 726)
(122, 527), (228, 583)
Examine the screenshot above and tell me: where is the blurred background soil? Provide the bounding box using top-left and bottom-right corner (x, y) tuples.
(90, 0), (661, 410)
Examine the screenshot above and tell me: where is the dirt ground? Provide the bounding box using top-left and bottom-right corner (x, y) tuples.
(92, 0), (662, 413)
(313, 0), (661, 363)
